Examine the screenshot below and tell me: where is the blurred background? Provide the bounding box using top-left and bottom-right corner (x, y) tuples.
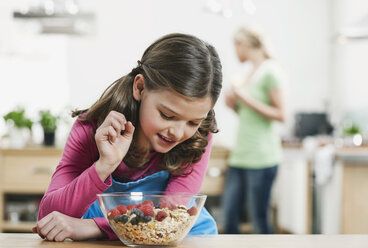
(0, 0), (367, 235)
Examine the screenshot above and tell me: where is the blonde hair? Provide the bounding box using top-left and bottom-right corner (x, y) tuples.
(234, 26), (271, 59)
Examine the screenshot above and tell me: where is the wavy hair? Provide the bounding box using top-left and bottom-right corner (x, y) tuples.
(72, 33), (222, 175)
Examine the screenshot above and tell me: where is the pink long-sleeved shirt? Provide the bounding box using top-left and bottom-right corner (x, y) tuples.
(38, 118), (213, 239)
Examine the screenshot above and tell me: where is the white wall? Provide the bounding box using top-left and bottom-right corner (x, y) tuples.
(0, 0), (70, 144)
(66, 0), (332, 147)
(330, 0), (368, 134)
(0, 0), (333, 147)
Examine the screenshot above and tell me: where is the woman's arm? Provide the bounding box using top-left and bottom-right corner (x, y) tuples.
(233, 85), (285, 122)
(224, 90), (238, 113)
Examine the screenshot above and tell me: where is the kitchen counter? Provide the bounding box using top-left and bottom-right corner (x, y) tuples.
(0, 233), (367, 248)
(336, 147), (368, 163)
(278, 144), (368, 234)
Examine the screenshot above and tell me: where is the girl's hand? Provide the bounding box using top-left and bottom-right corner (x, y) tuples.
(95, 111), (135, 181)
(32, 211), (105, 241)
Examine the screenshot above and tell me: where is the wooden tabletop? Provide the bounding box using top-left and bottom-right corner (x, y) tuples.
(1, 233), (368, 248)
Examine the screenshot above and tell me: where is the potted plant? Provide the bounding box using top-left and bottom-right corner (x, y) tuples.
(3, 108), (33, 148)
(343, 123), (362, 146)
(39, 110), (59, 146)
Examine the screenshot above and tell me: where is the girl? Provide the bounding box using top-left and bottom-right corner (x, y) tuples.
(32, 33), (222, 241)
(223, 26), (286, 234)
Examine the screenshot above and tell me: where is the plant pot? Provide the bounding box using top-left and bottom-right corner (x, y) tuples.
(43, 131), (55, 146)
(8, 127), (30, 148)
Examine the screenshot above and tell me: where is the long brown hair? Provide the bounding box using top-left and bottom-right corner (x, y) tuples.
(72, 33), (222, 175)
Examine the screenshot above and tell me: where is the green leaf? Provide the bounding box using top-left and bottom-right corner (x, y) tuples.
(3, 108), (33, 130)
(39, 110), (59, 132)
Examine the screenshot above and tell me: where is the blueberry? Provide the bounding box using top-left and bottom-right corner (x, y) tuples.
(113, 215), (121, 223)
(130, 216), (139, 225)
(131, 208), (144, 218)
(121, 215), (129, 224)
(137, 215), (145, 222)
(143, 216), (152, 223)
(114, 214), (129, 224)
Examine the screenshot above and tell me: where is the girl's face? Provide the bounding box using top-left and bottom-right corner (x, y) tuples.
(133, 77), (213, 153)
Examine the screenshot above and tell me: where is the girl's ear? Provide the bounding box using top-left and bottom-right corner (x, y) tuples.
(132, 74), (145, 101)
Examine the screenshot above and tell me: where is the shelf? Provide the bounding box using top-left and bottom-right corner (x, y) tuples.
(13, 12), (95, 20)
(0, 147), (62, 233)
(2, 188), (47, 194)
(1, 221), (35, 232)
(0, 147), (62, 156)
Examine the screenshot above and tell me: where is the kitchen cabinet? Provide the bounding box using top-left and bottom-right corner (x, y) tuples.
(276, 144), (368, 234)
(200, 146), (229, 196)
(275, 146), (312, 234)
(336, 147), (368, 234)
(0, 148), (62, 232)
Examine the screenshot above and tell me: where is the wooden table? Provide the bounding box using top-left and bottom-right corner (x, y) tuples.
(1, 233), (368, 248)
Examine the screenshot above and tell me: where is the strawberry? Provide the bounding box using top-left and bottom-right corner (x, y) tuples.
(139, 204), (154, 217)
(187, 206), (198, 216)
(156, 211), (168, 221)
(160, 201), (176, 210)
(107, 209), (120, 220)
(116, 204), (127, 214)
(135, 203), (143, 209)
(142, 200), (154, 207)
(127, 204), (135, 210)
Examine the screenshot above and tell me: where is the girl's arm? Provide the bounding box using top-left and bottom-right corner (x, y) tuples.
(39, 110), (134, 219)
(37, 112), (134, 241)
(38, 119), (112, 219)
(33, 212), (106, 241)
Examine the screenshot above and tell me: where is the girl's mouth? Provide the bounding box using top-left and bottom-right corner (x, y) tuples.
(157, 134), (176, 146)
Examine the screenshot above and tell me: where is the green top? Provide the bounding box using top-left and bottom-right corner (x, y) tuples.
(229, 60), (284, 169)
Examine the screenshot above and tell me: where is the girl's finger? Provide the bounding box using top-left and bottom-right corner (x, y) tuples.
(37, 212), (55, 229)
(110, 118), (124, 135)
(32, 226), (45, 239)
(38, 219), (57, 238)
(107, 126), (117, 143)
(100, 111), (124, 129)
(108, 111), (126, 127)
(54, 230), (69, 242)
(45, 224), (63, 241)
(122, 121), (135, 139)
(111, 111), (127, 128)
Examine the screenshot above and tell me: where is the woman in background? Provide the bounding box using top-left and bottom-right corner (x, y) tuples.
(223, 26), (286, 234)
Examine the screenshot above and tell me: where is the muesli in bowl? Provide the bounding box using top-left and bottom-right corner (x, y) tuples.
(97, 191), (206, 247)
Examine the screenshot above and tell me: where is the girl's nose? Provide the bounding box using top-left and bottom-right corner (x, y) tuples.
(168, 122), (185, 140)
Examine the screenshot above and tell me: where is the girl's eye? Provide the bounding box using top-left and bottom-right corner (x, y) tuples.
(160, 111), (174, 120)
(189, 121), (200, 127)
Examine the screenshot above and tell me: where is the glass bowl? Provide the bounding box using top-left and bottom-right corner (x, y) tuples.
(97, 191), (207, 247)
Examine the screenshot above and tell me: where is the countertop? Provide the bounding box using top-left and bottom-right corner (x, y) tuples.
(1, 233), (368, 248)
(335, 147), (368, 163)
(282, 142), (368, 163)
